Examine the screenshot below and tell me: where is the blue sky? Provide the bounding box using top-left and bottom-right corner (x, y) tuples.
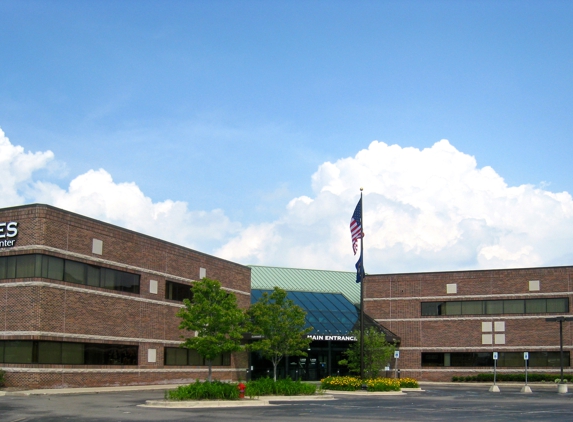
(1, 1), (572, 273)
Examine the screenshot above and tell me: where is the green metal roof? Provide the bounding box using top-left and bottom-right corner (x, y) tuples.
(249, 265), (360, 305)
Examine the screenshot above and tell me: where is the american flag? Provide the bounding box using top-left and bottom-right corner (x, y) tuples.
(350, 198), (363, 255)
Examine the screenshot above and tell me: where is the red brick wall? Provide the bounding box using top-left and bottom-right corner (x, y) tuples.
(0, 204), (250, 389)
(366, 267), (573, 382)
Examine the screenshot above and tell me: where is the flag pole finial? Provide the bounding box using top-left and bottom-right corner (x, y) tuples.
(360, 187), (363, 191)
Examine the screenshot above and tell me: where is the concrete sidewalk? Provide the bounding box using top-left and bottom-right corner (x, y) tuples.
(0, 383), (183, 397)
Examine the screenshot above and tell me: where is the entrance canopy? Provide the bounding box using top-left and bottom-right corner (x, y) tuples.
(251, 289), (399, 344)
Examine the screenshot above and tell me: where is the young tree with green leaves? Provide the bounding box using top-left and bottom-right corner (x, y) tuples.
(176, 278), (245, 382)
(247, 287), (313, 381)
(344, 327), (396, 379)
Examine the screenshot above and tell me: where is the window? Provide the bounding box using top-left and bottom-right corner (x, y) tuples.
(165, 281), (193, 302)
(38, 342), (62, 364)
(42, 255), (64, 280)
(164, 347), (231, 366)
(503, 299), (524, 314)
(485, 300), (503, 315)
(15, 254), (39, 278)
(421, 298), (569, 316)
(445, 301), (462, 315)
(421, 353), (444, 367)
(0, 340), (137, 365)
(461, 301), (482, 315)
(4, 341), (33, 364)
(422, 351), (570, 367)
(165, 348), (188, 366)
(64, 260), (86, 284)
(0, 254), (140, 294)
(547, 298), (569, 313)
(421, 302), (441, 316)
(62, 343), (84, 364)
(526, 299), (546, 314)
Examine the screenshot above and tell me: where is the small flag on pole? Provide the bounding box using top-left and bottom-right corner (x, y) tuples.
(350, 198), (363, 255)
(355, 250), (365, 284)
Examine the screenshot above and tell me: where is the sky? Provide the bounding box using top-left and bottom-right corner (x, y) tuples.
(1, 0), (572, 274)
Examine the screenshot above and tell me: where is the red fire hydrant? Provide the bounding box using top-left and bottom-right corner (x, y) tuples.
(238, 382), (246, 399)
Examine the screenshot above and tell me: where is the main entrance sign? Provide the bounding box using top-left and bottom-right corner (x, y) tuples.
(0, 221), (18, 248)
(307, 334), (357, 342)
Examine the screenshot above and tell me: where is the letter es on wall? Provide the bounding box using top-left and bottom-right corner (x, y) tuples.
(0, 222), (18, 238)
(7, 222), (18, 237)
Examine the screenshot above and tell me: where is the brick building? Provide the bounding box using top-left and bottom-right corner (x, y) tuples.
(365, 267), (573, 381)
(0, 204), (251, 389)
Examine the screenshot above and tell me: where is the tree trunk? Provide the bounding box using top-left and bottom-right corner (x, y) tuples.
(207, 359), (212, 382)
(273, 362), (277, 382)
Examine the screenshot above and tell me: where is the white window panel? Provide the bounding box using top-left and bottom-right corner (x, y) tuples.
(446, 284), (457, 294)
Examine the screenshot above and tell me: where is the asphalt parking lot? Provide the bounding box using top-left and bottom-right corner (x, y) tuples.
(2, 384), (573, 422)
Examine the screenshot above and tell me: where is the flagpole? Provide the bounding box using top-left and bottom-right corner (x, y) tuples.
(359, 187), (364, 381)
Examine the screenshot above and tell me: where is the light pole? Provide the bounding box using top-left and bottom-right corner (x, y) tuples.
(545, 316), (573, 393)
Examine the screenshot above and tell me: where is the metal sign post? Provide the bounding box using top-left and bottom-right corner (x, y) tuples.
(545, 316), (573, 393)
(394, 350), (400, 379)
(521, 352), (532, 393)
(489, 352), (500, 392)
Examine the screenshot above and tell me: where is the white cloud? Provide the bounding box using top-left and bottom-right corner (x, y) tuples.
(2, 127), (573, 274)
(0, 129), (54, 207)
(217, 140), (573, 273)
(0, 128), (240, 250)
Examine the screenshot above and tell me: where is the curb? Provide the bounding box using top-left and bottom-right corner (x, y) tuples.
(141, 394), (336, 408)
(419, 381), (564, 389)
(325, 390), (406, 396)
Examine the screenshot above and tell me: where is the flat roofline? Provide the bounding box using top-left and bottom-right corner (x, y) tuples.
(248, 264), (354, 274)
(0, 203), (250, 270)
(367, 263), (573, 278)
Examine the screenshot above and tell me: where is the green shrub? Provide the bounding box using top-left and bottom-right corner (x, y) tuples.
(165, 380), (239, 401)
(245, 377), (316, 397)
(0, 369), (5, 388)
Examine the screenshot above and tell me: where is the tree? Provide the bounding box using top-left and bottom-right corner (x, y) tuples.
(247, 287), (313, 381)
(176, 278), (245, 382)
(344, 327), (396, 379)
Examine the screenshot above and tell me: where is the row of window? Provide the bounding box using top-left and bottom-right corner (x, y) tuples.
(164, 347), (231, 366)
(0, 254), (140, 294)
(421, 352), (569, 367)
(0, 340), (138, 365)
(421, 298), (569, 316)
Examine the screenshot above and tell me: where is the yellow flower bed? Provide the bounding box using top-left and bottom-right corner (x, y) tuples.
(320, 376), (362, 391)
(399, 377), (420, 388)
(364, 377), (400, 392)
(321, 376), (415, 392)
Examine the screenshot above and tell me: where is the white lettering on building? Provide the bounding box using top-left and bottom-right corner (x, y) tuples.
(307, 334), (357, 342)
(0, 221), (18, 248)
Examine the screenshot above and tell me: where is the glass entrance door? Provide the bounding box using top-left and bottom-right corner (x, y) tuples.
(304, 352), (328, 381)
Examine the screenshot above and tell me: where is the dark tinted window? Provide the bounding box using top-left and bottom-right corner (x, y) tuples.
(0, 254), (140, 294)
(422, 298), (568, 316)
(164, 348), (231, 366)
(422, 351), (570, 367)
(165, 281), (193, 302)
